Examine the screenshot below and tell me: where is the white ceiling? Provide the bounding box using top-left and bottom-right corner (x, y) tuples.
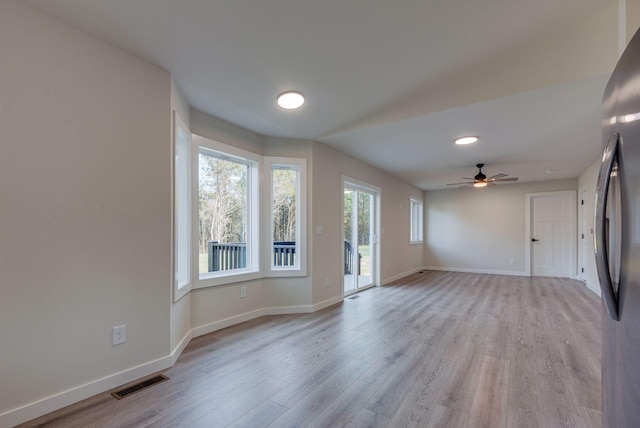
(23, 0), (617, 189)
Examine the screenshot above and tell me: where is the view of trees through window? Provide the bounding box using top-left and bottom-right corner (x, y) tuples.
(343, 190), (371, 246)
(272, 167), (296, 242)
(272, 166), (297, 267)
(198, 151), (248, 274)
(344, 188), (373, 278)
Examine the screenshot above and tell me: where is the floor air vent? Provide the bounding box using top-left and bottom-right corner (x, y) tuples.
(348, 295), (360, 300)
(111, 375), (169, 400)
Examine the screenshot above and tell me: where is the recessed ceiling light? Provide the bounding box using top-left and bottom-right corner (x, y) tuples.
(454, 136), (478, 145)
(277, 91), (305, 110)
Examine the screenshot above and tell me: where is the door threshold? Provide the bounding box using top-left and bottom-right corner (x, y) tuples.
(344, 284), (375, 297)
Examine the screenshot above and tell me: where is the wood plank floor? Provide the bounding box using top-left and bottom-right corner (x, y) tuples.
(21, 271), (602, 428)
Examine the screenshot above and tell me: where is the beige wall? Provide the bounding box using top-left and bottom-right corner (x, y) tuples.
(188, 111), (425, 333)
(621, 0), (640, 53)
(188, 112), (320, 335)
(311, 142), (425, 292)
(0, 0), (171, 424)
(191, 109), (263, 154)
(5, 1), (603, 424)
(263, 137), (316, 309)
(189, 110), (268, 333)
(424, 179), (578, 275)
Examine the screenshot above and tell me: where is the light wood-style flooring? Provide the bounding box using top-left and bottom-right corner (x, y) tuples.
(21, 271), (602, 428)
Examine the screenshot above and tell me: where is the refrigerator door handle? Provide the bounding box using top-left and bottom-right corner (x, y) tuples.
(595, 133), (620, 321)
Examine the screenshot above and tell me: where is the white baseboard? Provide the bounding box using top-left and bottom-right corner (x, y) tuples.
(260, 295), (343, 315)
(0, 355), (173, 428)
(382, 266), (428, 285)
(192, 297), (343, 338)
(2, 297), (346, 428)
(191, 308), (267, 338)
(585, 280), (601, 297)
(312, 295), (344, 311)
(263, 305), (313, 315)
(170, 330), (194, 366)
(423, 266), (530, 277)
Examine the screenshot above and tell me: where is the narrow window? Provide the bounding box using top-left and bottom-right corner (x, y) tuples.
(272, 164), (298, 269)
(174, 114), (191, 300)
(266, 157), (306, 275)
(410, 197), (423, 243)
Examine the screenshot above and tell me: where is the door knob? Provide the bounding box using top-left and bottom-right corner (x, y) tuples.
(531, 238), (539, 242)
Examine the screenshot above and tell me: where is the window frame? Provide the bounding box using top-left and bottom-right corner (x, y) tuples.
(193, 135), (261, 288)
(410, 196), (424, 244)
(265, 157), (307, 276)
(173, 112), (191, 302)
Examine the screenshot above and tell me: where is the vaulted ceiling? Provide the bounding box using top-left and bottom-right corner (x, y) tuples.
(24, 0), (619, 189)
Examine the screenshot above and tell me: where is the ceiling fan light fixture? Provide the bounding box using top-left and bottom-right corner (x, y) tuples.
(277, 91), (305, 110)
(454, 136), (478, 145)
(446, 163), (518, 188)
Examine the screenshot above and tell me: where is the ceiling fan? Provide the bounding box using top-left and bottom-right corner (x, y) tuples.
(447, 163), (518, 188)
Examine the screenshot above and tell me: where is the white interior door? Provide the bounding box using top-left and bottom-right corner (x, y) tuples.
(531, 193), (573, 277)
(579, 187), (588, 283)
(343, 183), (377, 296)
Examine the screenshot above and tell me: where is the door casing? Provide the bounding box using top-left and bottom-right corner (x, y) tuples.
(578, 186), (588, 283)
(342, 176), (381, 296)
(524, 190), (577, 278)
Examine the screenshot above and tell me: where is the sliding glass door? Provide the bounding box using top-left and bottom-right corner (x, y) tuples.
(343, 182), (378, 295)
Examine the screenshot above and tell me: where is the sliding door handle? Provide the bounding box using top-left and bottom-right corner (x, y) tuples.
(595, 133), (620, 321)
(531, 238), (539, 242)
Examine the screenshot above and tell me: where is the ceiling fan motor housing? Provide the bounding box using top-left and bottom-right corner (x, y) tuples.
(445, 163), (517, 187)
(474, 163), (486, 182)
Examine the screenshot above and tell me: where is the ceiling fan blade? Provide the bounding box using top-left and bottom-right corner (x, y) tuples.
(492, 177), (519, 182)
(446, 181), (473, 185)
(462, 177), (475, 180)
(487, 173), (507, 179)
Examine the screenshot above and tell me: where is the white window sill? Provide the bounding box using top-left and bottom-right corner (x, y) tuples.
(265, 267), (307, 277)
(196, 270), (261, 288)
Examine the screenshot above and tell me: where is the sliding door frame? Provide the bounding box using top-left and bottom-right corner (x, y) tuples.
(341, 176), (381, 296)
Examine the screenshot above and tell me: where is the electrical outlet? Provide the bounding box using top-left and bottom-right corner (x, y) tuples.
(112, 325), (126, 345)
(325, 278), (330, 288)
(509, 258), (516, 265)
(240, 286), (247, 298)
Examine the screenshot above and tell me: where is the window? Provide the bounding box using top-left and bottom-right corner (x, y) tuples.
(197, 138), (259, 283)
(410, 197), (423, 243)
(174, 113), (191, 301)
(191, 135), (306, 287)
(266, 157), (306, 274)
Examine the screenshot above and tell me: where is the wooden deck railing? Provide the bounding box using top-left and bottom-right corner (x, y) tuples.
(208, 240), (360, 274)
(344, 240), (361, 275)
(208, 241), (247, 272)
(273, 241), (296, 267)
(208, 241), (297, 272)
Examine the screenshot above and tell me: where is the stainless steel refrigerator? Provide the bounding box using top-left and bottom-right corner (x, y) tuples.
(597, 27), (640, 428)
